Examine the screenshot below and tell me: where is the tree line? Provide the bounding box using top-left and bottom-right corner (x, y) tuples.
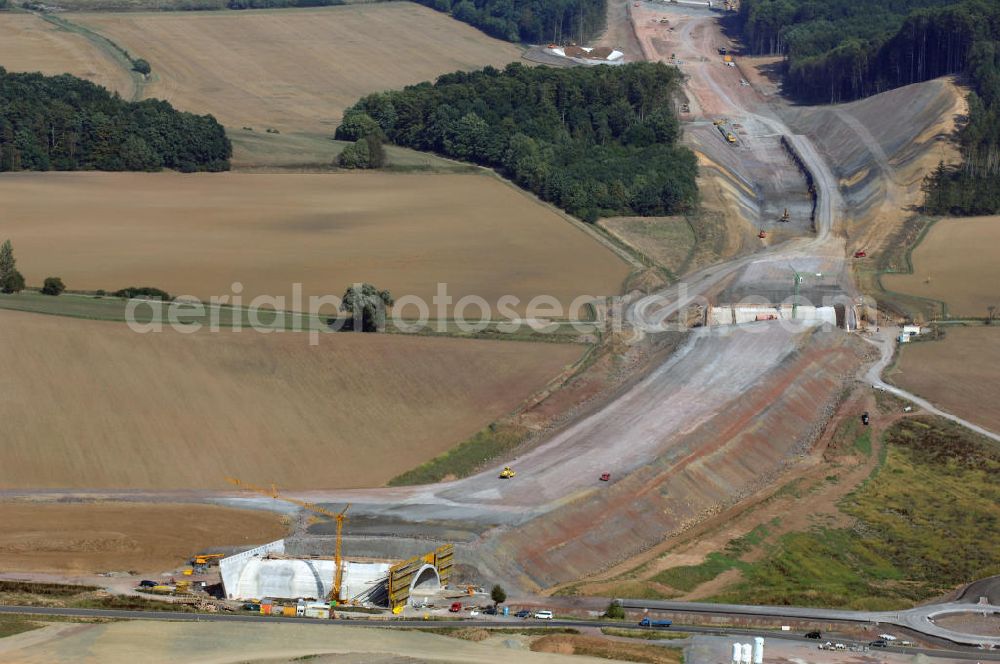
(0, 68), (231, 173)
(336, 62), (698, 220)
(413, 0), (605, 45)
(737, 0), (1000, 215)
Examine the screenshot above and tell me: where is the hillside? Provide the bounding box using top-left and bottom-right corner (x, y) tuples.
(74, 4), (526, 133)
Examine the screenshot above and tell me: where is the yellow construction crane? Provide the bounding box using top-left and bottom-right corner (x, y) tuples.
(225, 477), (351, 603)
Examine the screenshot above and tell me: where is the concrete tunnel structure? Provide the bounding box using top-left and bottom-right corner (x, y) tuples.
(219, 539), (443, 604)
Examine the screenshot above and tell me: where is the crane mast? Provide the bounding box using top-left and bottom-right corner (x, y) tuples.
(226, 477), (350, 604)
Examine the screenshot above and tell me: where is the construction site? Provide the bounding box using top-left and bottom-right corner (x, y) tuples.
(3, 0), (1000, 661)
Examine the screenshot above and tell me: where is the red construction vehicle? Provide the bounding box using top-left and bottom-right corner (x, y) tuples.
(599, 473), (611, 482)
(758, 228), (767, 239)
(854, 250), (867, 258)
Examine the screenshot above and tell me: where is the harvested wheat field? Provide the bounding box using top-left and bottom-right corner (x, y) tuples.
(882, 216), (1000, 317)
(2, 172), (628, 314)
(0, 14), (133, 97)
(0, 502), (288, 574)
(0, 309), (583, 490)
(891, 326), (1000, 434)
(75, 4), (525, 132)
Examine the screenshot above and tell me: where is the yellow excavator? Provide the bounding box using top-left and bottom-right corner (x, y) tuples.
(498, 466), (516, 479)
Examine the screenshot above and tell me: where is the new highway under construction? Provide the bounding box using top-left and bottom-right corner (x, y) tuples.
(5, 0), (998, 656)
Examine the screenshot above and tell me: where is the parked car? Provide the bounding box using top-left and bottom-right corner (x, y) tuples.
(138, 580), (159, 588)
(804, 631), (822, 639)
(449, 602), (462, 613)
(515, 609), (531, 618)
(870, 639), (889, 648)
(599, 472), (611, 481)
(534, 610), (553, 620)
(483, 605), (497, 615)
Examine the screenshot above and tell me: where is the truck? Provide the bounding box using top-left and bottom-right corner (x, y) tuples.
(638, 617), (672, 628)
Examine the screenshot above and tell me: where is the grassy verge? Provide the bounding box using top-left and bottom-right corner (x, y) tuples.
(710, 416), (1000, 610)
(531, 634), (683, 663)
(418, 627), (580, 640)
(388, 422), (529, 486)
(0, 614), (43, 639)
(600, 627), (690, 640)
(858, 214), (947, 322)
(34, 13), (147, 101)
(0, 292), (593, 343)
(0, 581), (100, 596)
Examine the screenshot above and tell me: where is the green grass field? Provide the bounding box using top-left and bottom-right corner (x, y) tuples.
(710, 417), (1000, 609)
(0, 615), (43, 640)
(0, 292), (596, 342)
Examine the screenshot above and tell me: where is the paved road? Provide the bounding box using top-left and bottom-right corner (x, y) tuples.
(1, 605), (996, 660)
(618, 598), (1000, 649)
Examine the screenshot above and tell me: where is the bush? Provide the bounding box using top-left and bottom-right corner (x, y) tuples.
(112, 286), (171, 300)
(1, 269), (24, 294)
(41, 277), (65, 296)
(604, 600), (625, 619)
(132, 59), (151, 76)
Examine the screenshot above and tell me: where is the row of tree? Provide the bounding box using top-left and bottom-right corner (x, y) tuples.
(336, 63), (698, 220)
(0, 68), (231, 173)
(737, 0), (1000, 215)
(414, 0), (606, 45)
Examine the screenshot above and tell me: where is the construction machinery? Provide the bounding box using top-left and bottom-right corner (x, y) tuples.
(226, 477), (350, 604)
(499, 466), (516, 479)
(757, 228), (767, 239)
(780, 208), (790, 222)
(854, 249), (867, 258)
(192, 553), (225, 566)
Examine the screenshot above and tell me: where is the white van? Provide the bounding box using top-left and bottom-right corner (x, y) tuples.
(534, 610), (553, 620)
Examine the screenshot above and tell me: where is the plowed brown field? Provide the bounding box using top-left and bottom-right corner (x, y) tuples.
(0, 14), (132, 96)
(892, 326), (1000, 434)
(1, 172), (628, 313)
(0, 502), (288, 574)
(0, 309), (583, 490)
(882, 216), (1000, 318)
(75, 4), (525, 132)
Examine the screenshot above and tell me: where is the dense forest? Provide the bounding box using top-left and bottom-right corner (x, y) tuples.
(0, 68), (231, 172)
(738, 0), (1000, 214)
(337, 63), (698, 220)
(413, 0), (606, 45)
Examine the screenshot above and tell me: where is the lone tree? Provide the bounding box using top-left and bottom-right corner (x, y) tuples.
(41, 276), (66, 296)
(490, 584), (506, 608)
(988, 305), (997, 325)
(0, 239), (16, 285)
(341, 283), (393, 332)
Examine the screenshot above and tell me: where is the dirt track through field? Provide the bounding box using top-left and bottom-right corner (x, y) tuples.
(0, 502), (287, 574)
(0, 309), (583, 490)
(75, 3), (525, 132)
(0, 172), (629, 314)
(891, 326), (1000, 434)
(882, 216), (1000, 317)
(0, 14), (132, 96)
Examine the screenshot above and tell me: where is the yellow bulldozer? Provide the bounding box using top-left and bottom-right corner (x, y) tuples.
(498, 466), (516, 479)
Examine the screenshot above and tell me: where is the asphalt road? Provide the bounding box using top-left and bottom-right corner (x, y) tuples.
(618, 598), (1000, 650)
(1, 605), (997, 661)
